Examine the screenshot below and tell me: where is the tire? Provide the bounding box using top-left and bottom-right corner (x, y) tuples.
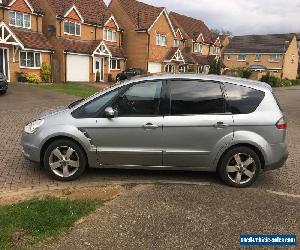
(43, 139), (87, 181)
(0, 90), (6, 95)
(217, 146), (261, 188)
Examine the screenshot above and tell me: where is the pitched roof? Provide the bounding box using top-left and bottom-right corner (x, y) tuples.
(57, 38), (126, 58)
(12, 28), (54, 51)
(46, 0), (111, 25)
(2, 0), (44, 14)
(169, 11), (214, 43)
(224, 34), (296, 54)
(117, 0), (164, 30)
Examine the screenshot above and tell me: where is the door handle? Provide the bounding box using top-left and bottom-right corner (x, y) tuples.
(143, 123), (159, 129)
(214, 122), (230, 129)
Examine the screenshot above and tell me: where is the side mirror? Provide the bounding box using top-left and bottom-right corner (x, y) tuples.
(104, 107), (115, 118)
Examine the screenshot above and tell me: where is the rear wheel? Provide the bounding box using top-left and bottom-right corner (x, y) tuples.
(218, 146), (261, 187)
(0, 90), (7, 95)
(43, 139), (87, 181)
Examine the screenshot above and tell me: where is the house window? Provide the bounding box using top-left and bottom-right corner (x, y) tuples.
(255, 54), (261, 61)
(194, 43), (202, 53)
(174, 40), (181, 47)
(212, 47), (220, 55)
(9, 11), (31, 29)
(269, 54), (281, 62)
(156, 34), (166, 46)
(64, 21), (81, 36)
(104, 29), (117, 42)
(110, 58), (121, 70)
(237, 54), (246, 61)
(165, 64), (174, 73)
(20, 51), (41, 68)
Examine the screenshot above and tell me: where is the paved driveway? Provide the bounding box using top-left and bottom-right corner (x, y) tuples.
(0, 84), (299, 195)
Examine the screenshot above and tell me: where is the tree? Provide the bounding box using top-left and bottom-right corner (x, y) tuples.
(209, 60), (221, 75)
(211, 28), (233, 37)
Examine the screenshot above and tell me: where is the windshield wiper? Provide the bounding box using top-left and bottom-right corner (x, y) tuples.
(68, 99), (85, 109)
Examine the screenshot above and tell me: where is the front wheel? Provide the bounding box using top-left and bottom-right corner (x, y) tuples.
(0, 90), (7, 95)
(43, 139), (87, 181)
(218, 146), (261, 188)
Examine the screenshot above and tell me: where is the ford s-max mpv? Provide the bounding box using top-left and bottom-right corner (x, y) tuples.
(21, 74), (288, 187)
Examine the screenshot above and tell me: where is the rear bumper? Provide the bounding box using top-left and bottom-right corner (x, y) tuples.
(264, 143), (288, 171)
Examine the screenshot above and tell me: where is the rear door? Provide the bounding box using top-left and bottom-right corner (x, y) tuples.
(162, 79), (234, 169)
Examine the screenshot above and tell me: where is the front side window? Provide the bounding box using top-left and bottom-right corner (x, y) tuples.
(224, 83), (265, 114)
(20, 51), (41, 68)
(168, 80), (225, 115)
(194, 43), (202, 53)
(104, 29), (117, 42)
(110, 58), (120, 70)
(156, 34), (166, 46)
(174, 40), (181, 47)
(269, 54), (281, 62)
(64, 21), (81, 36)
(237, 54), (246, 61)
(113, 81), (162, 117)
(9, 11), (31, 29)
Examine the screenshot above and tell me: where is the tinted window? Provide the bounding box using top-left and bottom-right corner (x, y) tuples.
(168, 80), (225, 115)
(72, 90), (119, 118)
(224, 83), (265, 114)
(113, 81), (162, 117)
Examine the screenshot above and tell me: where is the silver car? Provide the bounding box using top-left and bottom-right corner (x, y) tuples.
(21, 74), (288, 187)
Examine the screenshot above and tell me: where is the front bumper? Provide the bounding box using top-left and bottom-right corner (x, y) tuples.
(0, 82), (8, 91)
(21, 132), (41, 163)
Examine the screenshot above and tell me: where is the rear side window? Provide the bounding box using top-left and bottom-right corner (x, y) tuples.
(168, 80), (225, 115)
(224, 83), (265, 114)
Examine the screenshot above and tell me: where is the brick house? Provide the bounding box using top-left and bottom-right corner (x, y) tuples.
(223, 34), (299, 80)
(109, 0), (181, 74)
(39, 0), (126, 83)
(0, 0), (54, 82)
(169, 12), (222, 74)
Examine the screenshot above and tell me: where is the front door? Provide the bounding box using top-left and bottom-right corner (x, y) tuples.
(0, 48), (9, 80)
(95, 57), (104, 82)
(163, 79), (234, 169)
(92, 80), (164, 166)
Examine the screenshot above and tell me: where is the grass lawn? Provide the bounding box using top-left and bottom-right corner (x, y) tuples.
(0, 197), (103, 249)
(35, 83), (100, 98)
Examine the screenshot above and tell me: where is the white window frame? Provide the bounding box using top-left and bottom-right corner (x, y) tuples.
(156, 34), (167, 47)
(212, 46), (220, 55)
(269, 54), (281, 62)
(64, 21), (81, 36)
(9, 11), (31, 29)
(255, 54), (261, 61)
(20, 51), (41, 69)
(110, 58), (121, 70)
(104, 29), (117, 42)
(173, 39), (181, 47)
(237, 54), (246, 61)
(194, 43), (202, 53)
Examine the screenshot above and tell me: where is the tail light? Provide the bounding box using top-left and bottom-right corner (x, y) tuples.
(276, 117), (287, 130)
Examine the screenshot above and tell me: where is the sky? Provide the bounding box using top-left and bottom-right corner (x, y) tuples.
(104, 0), (300, 36)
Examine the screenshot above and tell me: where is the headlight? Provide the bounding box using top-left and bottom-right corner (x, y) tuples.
(24, 119), (44, 134)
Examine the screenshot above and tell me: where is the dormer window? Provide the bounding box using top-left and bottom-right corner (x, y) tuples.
(194, 43), (202, 53)
(9, 11), (31, 29)
(212, 46), (220, 55)
(64, 21), (81, 36)
(174, 40), (181, 47)
(104, 29), (117, 42)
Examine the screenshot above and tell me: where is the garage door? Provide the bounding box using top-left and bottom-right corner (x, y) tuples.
(148, 62), (162, 73)
(66, 54), (89, 82)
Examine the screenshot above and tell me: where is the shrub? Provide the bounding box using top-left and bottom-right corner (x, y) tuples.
(40, 63), (52, 82)
(279, 79), (293, 87)
(260, 73), (281, 87)
(16, 72), (27, 82)
(235, 68), (252, 79)
(291, 79), (300, 85)
(209, 60), (221, 75)
(96, 70), (100, 82)
(25, 73), (42, 84)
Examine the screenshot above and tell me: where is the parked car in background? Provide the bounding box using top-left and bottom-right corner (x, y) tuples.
(116, 68), (145, 82)
(21, 74), (288, 188)
(0, 73), (8, 95)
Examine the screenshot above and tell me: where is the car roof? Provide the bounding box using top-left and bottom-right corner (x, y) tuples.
(124, 73), (272, 92)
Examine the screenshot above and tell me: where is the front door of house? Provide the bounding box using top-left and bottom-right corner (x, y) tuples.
(95, 57), (104, 82)
(0, 48), (9, 80)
